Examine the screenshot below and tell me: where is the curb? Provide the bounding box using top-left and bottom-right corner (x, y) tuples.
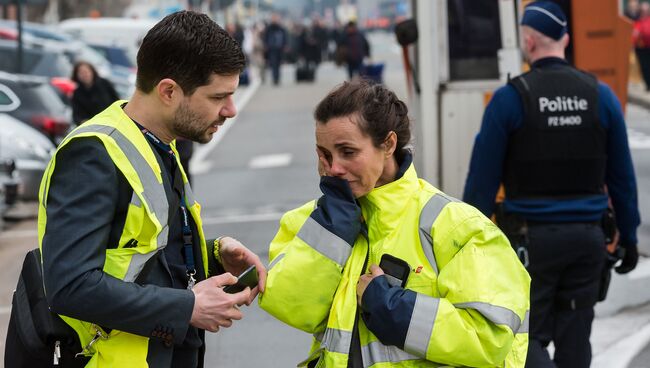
(593, 319), (650, 368)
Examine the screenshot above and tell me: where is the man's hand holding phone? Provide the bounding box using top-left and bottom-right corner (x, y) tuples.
(190, 273), (251, 333)
(224, 265), (259, 294)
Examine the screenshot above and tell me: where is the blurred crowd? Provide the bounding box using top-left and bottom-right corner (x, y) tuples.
(224, 14), (371, 86)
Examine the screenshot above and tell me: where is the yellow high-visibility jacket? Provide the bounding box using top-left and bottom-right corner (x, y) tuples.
(260, 162), (530, 367)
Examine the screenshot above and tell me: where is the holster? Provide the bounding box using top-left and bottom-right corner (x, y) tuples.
(598, 208), (624, 302)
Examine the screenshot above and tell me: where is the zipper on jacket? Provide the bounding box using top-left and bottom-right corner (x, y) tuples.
(348, 224), (369, 368)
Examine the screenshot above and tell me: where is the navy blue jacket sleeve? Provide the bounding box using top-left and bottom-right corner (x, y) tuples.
(42, 138), (194, 344)
(310, 176), (361, 246)
(599, 83), (641, 246)
(361, 276), (417, 349)
(462, 85), (523, 216)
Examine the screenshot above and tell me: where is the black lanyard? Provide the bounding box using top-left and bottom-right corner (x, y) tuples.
(140, 128), (197, 290)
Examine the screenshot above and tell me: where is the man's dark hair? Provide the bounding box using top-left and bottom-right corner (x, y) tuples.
(314, 80), (411, 161)
(136, 11), (245, 94)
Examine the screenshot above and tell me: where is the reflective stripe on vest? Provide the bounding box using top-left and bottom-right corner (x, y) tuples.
(63, 124), (170, 282)
(361, 341), (422, 367)
(418, 193), (458, 275)
(268, 253), (285, 270)
(318, 327), (352, 354)
(184, 181), (197, 207)
(454, 302), (524, 334)
(404, 293), (439, 356)
(518, 310), (530, 334)
(130, 192), (141, 207)
(297, 217), (352, 267)
(315, 327), (426, 367)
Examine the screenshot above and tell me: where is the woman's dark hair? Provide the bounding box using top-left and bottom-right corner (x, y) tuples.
(136, 11), (245, 94)
(71, 61), (98, 84)
(314, 80), (411, 160)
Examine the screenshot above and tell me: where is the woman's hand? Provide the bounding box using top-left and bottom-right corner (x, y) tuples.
(357, 264), (385, 306)
(218, 237), (267, 303)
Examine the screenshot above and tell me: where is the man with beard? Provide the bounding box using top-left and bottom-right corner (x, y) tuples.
(5, 11), (267, 368)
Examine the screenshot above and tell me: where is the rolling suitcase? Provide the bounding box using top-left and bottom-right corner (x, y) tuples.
(296, 62), (315, 82)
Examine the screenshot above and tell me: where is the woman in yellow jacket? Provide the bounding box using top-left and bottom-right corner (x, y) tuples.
(259, 81), (530, 367)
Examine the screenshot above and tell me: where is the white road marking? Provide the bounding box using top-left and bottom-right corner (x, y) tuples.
(592, 322), (650, 368)
(629, 128), (650, 149)
(201, 212), (283, 225)
(248, 153), (292, 169)
(190, 77), (261, 175)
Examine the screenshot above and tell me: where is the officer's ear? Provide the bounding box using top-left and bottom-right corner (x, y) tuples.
(156, 78), (183, 107)
(524, 33), (535, 54)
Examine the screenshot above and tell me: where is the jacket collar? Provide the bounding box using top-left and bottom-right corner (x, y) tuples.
(531, 56), (568, 69)
(359, 154), (419, 231)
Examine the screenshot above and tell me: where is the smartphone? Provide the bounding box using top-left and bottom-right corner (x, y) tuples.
(223, 265), (259, 294)
(379, 254), (410, 288)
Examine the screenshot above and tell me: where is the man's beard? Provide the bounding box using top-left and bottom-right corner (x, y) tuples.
(173, 101), (224, 144)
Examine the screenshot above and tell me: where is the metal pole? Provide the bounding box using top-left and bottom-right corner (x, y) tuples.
(15, 0), (23, 74)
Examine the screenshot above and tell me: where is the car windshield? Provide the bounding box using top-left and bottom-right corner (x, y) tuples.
(35, 52), (73, 78)
(90, 45), (134, 68)
(0, 46), (72, 77)
(75, 45), (109, 67)
(0, 47), (42, 74)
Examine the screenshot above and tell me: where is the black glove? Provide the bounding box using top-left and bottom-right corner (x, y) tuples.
(615, 244), (638, 274)
(310, 176), (361, 246)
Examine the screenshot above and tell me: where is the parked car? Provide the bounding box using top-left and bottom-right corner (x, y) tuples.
(0, 39), (73, 79)
(0, 39), (76, 97)
(58, 17), (157, 60)
(0, 35), (134, 99)
(0, 113), (52, 201)
(0, 71), (72, 143)
(0, 20), (111, 76)
(88, 43), (135, 69)
(0, 20), (69, 43)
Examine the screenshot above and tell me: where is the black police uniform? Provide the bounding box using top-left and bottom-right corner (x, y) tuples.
(507, 63), (606, 368)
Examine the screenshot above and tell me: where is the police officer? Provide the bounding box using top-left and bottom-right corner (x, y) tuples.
(463, 2), (640, 367)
